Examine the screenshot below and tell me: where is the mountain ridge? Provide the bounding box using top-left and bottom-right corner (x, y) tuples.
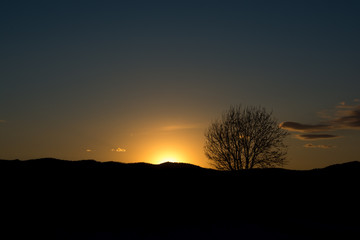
(1, 157), (359, 172)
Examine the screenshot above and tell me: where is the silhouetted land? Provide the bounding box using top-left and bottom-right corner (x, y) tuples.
(1, 158), (359, 239)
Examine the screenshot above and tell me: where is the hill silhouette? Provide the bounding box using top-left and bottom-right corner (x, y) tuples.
(1, 158), (359, 239)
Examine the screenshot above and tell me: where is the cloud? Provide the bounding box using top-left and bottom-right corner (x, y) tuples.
(280, 101), (360, 135)
(336, 101), (355, 109)
(0, 120), (6, 123)
(279, 122), (333, 133)
(295, 134), (341, 140)
(304, 143), (335, 149)
(112, 147), (126, 152)
(332, 105), (360, 130)
(160, 124), (202, 132)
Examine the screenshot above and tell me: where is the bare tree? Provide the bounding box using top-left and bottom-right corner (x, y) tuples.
(204, 105), (289, 171)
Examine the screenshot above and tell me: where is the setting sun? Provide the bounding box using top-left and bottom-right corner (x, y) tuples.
(152, 151), (183, 164)
(161, 156), (177, 162)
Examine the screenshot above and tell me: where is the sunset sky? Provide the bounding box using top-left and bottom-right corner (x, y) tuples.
(1, 0), (360, 169)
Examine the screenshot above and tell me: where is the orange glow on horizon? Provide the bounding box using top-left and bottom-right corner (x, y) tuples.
(151, 151), (184, 165)
(102, 122), (208, 168)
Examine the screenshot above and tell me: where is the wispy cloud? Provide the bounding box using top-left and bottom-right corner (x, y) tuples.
(304, 143), (335, 149)
(130, 123), (204, 137)
(0, 120), (6, 123)
(160, 123), (203, 132)
(111, 147), (126, 152)
(280, 100), (360, 141)
(333, 105), (360, 130)
(336, 101), (356, 109)
(295, 134), (341, 140)
(279, 122), (333, 133)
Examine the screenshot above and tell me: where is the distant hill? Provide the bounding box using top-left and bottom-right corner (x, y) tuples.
(2, 157), (358, 172)
(1, 158), (359, 239)
(322, 160), (360, 171)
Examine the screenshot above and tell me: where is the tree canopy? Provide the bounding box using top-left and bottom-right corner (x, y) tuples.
(204, 105), (289, 170)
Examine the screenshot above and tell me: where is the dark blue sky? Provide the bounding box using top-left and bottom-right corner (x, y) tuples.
(1, 0), (360, 169)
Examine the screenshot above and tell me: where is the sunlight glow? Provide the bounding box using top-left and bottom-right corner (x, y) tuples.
(152, 151), (183, 164)
(159, 157), (178, 163)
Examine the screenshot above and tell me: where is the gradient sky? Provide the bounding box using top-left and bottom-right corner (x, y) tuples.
(1, 0), (360, 169)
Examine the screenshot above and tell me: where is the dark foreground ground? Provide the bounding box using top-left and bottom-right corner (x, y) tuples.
(1, 158), (359, 239)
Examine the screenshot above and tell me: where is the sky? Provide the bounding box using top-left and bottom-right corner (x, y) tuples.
(1, 0), (360, 169)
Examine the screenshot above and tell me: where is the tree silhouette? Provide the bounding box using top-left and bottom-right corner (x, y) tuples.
(204, 105), (289, 171)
